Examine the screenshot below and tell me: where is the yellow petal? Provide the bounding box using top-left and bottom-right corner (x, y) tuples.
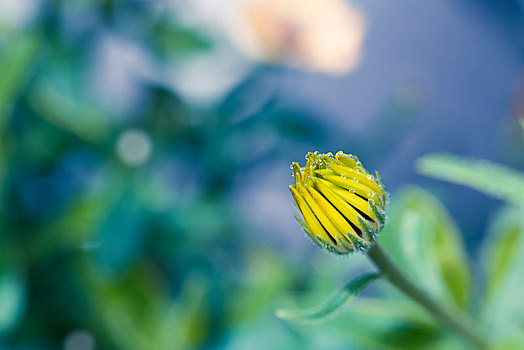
(289, 185), (333, 244)
(318, 178), (378, 224)
(291, 162), (302, 184)
(335, 152), (358, 168)
(297, 184), (341, 243)
(301, 155), (313, 184)
(314, 169), (337, 176)
(314, 179), (361, 237)
(328, 163), (383, 195)
(305, 185), (355, 238)
(321, 174), (376, 199)
(319, 154), (336, 168)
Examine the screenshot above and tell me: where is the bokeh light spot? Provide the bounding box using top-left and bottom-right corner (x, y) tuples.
(116, 128), (153, 166)
(63, 330), (95, 350)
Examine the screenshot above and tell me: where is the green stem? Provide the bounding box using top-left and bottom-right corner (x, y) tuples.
(367, 244), (488, 350)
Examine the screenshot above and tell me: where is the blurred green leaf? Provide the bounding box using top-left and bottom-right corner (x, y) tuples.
(276, 273), (380, 323)
(379, 186), (471, 309)
(416, 153), (524, 204)
(93, 192), (147, 274)
(0, 31), (39, 123)
(481, 205), (524, 341)
(226, 318), (306, 350)
(28, 77), (112, 143)
(0, 32), (38, 195)
(152, 20), (211, 58)
(0, 235), (26, 335)
(483, 206), (523, 297)
(82, 259), (211, 350)
(0, 271), (26, 335)
(27, 167), (124, 263)
(294, 297), (454, 350)
(228, 249), (293, 324)
(271, 110), (327, 141)
(492, 334), (524, 350)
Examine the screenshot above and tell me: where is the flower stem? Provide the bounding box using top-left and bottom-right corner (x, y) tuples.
(367, 244), (488, 349)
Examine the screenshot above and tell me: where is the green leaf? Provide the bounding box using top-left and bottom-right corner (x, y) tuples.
(483, 206), (524, 297)
(415, 153), (524, 204)
(275, 273), (380, 323)
(481, 205), (524, 340)
(228, 249), (293, 325)
(82, 261), (211, 350)
(152, 20), (212, 58)
(378, 186), (471, 309)
(0, 272), (26, 335)
(0, 31), (39, 122)
(297, 297), (456, 350)
(0, 235), (26, 335)
(28, 76), (112, 143)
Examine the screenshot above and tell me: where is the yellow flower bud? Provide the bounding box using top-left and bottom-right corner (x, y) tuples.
(289, 151), (387, 254)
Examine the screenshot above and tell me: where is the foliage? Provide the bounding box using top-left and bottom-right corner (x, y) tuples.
(0, 2), (326, 349)
(279, 155), (524, 349)
(1, 1), (524, 350)
(276, 273), (380, 323)
(416, 154), (524, 204)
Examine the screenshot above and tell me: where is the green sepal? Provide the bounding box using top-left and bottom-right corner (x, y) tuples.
(357, 216), (377, 242)
(369, 198), (387, 229)
(372, 191), (385, 209)
(336, 235), (355, 253)
(317, 237), (346, 255)
(375, 171), (385, 190)
(346, 233), (370, 251)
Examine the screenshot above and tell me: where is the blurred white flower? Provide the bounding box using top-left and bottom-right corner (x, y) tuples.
(168, 47), (250, 105)
(226, 0), (366, 75)
(0, 0), (39, 29)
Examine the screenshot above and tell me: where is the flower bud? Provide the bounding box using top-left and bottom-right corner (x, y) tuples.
(289, 151), (387, 254)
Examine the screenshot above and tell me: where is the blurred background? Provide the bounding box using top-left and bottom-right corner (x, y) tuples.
(1, 0), (524, 349)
